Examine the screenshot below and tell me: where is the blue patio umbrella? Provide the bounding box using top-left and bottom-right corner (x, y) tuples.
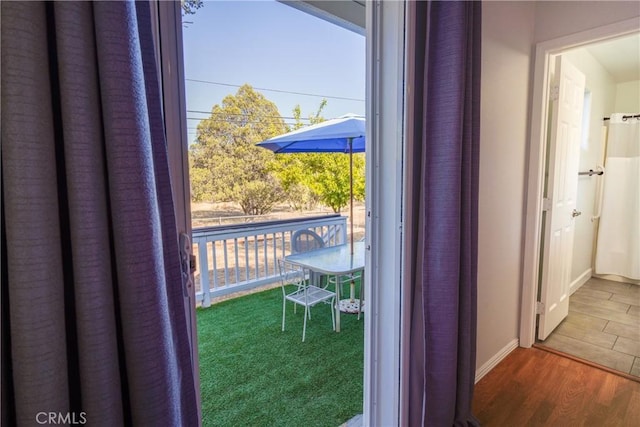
(257, 114), (365, 254)
(257, 114), (365, 154)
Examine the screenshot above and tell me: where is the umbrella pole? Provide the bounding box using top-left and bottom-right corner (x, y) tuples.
(349, 138), (354, 255)
(349, 138), (355, 302)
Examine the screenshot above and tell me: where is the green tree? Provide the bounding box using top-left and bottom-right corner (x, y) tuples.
(181, 0), (203, 16)
(189, 85), (287, 215)
(274, 102), (365, 213)
(289, 101), (327, 131)
(303, 151), (365, 213)
(272, 102), (327, 210)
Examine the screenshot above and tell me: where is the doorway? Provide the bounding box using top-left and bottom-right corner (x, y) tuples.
(539, 34), (640, 378)
(521, 18), (640, 377)
(180, 2), (367, 425)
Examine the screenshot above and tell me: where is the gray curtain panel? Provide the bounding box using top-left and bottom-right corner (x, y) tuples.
(405, 1), (481, 425)
(1, 1), (197, 425)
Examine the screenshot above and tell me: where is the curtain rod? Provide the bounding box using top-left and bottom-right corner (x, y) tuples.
(603, 113), (640, 121)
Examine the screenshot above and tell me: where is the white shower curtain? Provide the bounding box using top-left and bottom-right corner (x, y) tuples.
(595, 113), (640, 280)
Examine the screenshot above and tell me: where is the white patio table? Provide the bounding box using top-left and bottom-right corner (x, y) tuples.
(285, 241), (365, 333)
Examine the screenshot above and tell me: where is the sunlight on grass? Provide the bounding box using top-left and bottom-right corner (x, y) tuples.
(197, 285), (364, 427)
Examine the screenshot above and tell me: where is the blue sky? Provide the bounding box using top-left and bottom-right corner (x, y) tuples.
(182, 0), (366, 143)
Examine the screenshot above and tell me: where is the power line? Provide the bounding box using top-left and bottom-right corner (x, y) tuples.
(187, 117), (295, 122)
(185, 78), (365, 103)
(187, 121), (299, 130)
(187, 117), (300, 126)
(186, 109), (311, 121)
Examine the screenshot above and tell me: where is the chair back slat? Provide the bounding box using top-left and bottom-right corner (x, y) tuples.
(291, 229), (325, 253)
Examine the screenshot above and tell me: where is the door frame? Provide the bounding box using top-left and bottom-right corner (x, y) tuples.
(364, 2), (406, 425)
(520, 17), (640, 348)
(152, 1), (202, 422)
(155, 1), (407, 424)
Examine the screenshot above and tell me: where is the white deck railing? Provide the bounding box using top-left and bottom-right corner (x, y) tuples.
(192, 215), (347, 307)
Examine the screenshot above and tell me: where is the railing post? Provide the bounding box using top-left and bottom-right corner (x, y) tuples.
(198, 240), (211, 307)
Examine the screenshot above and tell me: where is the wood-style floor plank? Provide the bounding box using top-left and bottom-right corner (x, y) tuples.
(473, 347), (640, 426)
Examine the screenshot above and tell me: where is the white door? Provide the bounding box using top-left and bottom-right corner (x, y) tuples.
(538, 56), (586, 341)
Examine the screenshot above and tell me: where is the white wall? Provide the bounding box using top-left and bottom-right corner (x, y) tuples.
(475, 1), (640, 372)
(532, 1), (640, 293)
(615, 80), (640, 111)
(476, 1), (535, 370)
(534, 1), (640, 43)
(560, 49), (617, 289)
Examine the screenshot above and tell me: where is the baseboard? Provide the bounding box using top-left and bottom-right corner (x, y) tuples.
(475, 338), (519, 383)
(570, 268), (592, 295)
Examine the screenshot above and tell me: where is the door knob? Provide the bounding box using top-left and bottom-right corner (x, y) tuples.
(572, 209), (582, 218)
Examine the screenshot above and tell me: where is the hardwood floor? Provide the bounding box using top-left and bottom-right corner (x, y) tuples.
(540, 277), (640, 377)
(473, 347), (640, 426)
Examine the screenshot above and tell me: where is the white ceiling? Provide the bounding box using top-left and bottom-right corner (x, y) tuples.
(584, 32), (640, 83)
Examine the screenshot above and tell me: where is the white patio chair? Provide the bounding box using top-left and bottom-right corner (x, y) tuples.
(291, 229), (325, 253)
(278, 258), (335, 342)
(291, 229), (326, 286)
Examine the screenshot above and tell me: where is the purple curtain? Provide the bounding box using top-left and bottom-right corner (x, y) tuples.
(405, 1), (481, 425)
(1, 1), (198, 425)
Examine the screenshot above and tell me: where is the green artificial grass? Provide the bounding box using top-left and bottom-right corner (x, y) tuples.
(196, 282), (364, 427)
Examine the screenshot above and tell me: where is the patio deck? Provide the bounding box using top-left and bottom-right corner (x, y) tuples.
(196, 283), (364, 427)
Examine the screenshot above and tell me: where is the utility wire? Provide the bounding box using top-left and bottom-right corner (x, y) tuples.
(187, 121), (299, 130)
(185, 78), (365, 103)
(187, 118), (299, 127)
(187, 109), (311, 121)
(187, 117), (297, 123)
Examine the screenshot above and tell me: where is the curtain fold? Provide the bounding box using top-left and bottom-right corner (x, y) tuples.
(595, 114), (640, 280)
(1, 1), (198, 425)
(406, 1), (481, 425)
